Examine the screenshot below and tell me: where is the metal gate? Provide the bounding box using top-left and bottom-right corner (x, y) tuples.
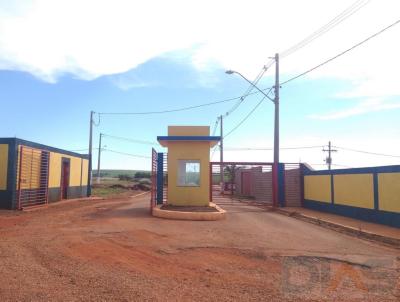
(17, 146), (50, 209)
(150, 148), (158, 211)
(150, 148), (168, 211)
(283, 163), (302, 207)
(210, 162), (274, 204)
(210, 161), (303, 207)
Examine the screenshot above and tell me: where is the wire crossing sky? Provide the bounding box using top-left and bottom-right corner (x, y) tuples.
(0, 0), (399, 170)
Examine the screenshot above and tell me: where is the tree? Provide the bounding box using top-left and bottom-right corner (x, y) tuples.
(224, 165), (239, 195)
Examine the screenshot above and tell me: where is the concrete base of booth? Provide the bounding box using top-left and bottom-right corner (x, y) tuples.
(152, 202), (226, 221)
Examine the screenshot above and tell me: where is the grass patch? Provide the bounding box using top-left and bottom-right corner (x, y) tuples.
(91, 178), (151, 198)
(98, 169), (149, 178)
(92, 186), (128, 197)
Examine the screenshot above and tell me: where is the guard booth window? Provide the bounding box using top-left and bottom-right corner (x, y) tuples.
(178, 160), (200, 186)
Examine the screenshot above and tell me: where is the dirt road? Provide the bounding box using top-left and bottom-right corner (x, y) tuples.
(0, 194), (399, 301)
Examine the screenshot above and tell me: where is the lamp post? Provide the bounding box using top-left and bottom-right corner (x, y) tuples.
(226, 54), (280, 207)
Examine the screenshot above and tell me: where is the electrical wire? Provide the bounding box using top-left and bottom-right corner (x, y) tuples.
(333, 146), (400, 158)
(103, 148), (151, 159)
(223, 89), (273, 140)
(224, 59), (274, 118)
(224, 97), (266, 139)
(210, 145), (218, 160)
(280, 0), (370, 58)
(97, 83), (274, 116)
(69, 148), (98, 152)
(281, 18), (400, 86)
(224, 145), (324, 151)
(211, 118), (220, 136)
(93, 113), (101, 126)
(102, 133), (156, 146)
(98, 95), (242, 115)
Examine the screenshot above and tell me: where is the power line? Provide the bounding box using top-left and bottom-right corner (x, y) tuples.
(281, 0), (370, 58)
(216, 0), (370, 139)
(334, 146), (400, 158)
(98, 83), (274, 117)
(224, 97), (265, 139)
(98, 95), (242, 116)
(103, 148), (151, 159)
(224, 91), (271, 140)
(102, 133), (156, 146)
(224, 145), (324, 151)
(224, 59), (274, 118)
(211, 118), (219, 136)
(70, 148), (98, 152)
(281, 18), (400, 86)
(210, 145), (218, 160)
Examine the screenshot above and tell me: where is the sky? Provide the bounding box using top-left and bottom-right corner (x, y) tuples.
(0, 0), (399, 170)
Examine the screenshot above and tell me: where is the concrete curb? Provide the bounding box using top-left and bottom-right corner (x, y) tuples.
(152, 202), (226, 221)
(275, 208), (400, 249)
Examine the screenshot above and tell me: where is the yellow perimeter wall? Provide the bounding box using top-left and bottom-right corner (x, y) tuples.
(0, 144), (8, 190)
(334, 174), (374, 209)
(304, 175), (331, 203)
(167, 126), (211, 206)
(305, 171), (400, 213)
(378, 172), (400, 213)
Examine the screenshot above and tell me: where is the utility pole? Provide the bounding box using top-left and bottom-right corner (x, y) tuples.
(96, 133), (103, 184)
(219, 115), (224, 192)
(273, 53), (280, 207)
(225, 54), (280, 206)
(88, 110), (94, 196)
(323, 141), (337, 170)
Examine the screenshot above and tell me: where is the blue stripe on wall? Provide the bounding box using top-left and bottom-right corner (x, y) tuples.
(304, 199), (400, 228)
(373, 173), (379, 210)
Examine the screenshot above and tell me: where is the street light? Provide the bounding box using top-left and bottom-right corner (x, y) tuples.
(226, 54), (280, 207)
(225, 70), (274, 103)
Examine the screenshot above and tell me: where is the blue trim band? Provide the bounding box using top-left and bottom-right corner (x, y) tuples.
(303, 164), (400, 175)
(0, 138), (89, 159)
(304, 200), (400, 228)
(157, 136), (221, 142)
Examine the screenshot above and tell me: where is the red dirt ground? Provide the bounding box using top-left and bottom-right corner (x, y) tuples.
(0, 193), (399, 301)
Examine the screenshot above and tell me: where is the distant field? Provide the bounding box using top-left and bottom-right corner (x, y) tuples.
(99, 169), (150, 178)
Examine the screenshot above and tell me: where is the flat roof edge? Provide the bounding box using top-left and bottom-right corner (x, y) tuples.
(157, 136), (221, 141)
(0, 137), (89, 159)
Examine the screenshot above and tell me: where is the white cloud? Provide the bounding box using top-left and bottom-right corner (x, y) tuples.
(0, 1), (396, 78)
(309, 98), (400, 120)
(0, 0), (400, 105)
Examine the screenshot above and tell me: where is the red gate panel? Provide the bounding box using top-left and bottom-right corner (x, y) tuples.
(210, 162), (274, 204)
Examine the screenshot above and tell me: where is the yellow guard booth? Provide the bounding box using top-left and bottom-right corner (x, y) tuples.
(157, 126), (220, 206)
